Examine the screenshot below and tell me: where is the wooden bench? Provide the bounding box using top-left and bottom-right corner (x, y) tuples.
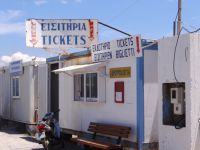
(71, 122), (131, 150)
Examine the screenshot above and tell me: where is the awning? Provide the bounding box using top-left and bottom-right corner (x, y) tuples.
(53, 62), (106, 74)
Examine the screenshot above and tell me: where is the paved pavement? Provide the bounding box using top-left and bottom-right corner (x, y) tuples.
(0, 127), (82, 150)
(0, 128), (43, 150)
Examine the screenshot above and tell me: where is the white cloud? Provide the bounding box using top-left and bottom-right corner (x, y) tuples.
(34, 0), (48, 5)
(59, 0), (82, 4)
(0, 10), (23, 23)
(0, 10), (24, 35)
(60, 0), (68, 4)
(75, 0), (82, 3)
(0, 52), (45, 67)
(0, 22), (25, 35)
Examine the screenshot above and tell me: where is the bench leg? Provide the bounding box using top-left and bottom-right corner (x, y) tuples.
(83, 145), (93, 150)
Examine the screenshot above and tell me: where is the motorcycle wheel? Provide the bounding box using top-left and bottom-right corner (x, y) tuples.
(26, 124), (36, 136)
(42, 140), (50, 150)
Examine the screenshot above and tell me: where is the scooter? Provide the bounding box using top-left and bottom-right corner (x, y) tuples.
(35, 110), (64, 150)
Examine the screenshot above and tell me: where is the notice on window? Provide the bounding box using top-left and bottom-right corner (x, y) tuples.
(116, 92), (123, 102)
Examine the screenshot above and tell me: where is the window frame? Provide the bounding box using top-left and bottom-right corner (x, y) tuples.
(12, 76), (20, 99)
(73, 72), (99, 102)
(86, 72), (98, 102)
(74, 73), (85, 102)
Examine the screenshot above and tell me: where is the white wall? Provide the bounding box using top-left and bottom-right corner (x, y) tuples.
(59, 50), (159, 143)
(144, 51), (159, 143)
(38, 64), (48, 121)
(59, 56), (137, 141)
(0, 68), (11, 119)
(0, 62), (42, 124)
(83, 57), (137, 141)
(158, 33), (200, 150)
(59, 56), (91, 131)
(189, 34), (200, 150)
(11, 65), (36, 124)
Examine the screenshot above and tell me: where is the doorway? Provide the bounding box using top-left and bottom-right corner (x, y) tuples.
(50, 63), (59, 121)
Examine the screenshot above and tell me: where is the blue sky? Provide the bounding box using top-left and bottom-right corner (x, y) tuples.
(0, 0), (199, 58)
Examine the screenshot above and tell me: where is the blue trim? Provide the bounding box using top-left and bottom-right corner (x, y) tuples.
(143, 44), (158, 51)
(141, 40), (158, 51)
(46, 50), (91, 62)
(46, 55), (66, 62)
(136, 50), (144, 150)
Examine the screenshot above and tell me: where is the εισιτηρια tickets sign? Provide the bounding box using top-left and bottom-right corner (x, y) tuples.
(26, 19), (98, 49)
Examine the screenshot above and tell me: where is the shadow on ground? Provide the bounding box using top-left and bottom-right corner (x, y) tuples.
(20, 136), (39, 144)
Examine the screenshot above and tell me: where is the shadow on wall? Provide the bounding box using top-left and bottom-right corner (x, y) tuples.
(149, 98), (159, 143)
(194, 121), (200, 150)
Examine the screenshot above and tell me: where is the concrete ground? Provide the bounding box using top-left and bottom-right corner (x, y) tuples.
(0, 128), (43, 150)
(0, 127), (82, 150)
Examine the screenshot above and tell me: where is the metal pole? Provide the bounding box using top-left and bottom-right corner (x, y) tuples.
(98, 21), (131, 36)
(177, 0), (182, 34)
(173, 21), (176, 36)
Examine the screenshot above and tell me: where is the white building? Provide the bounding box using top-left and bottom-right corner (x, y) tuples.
(47, 39), (159, 149)
(0, 60), (46, 125)
(158, 33), (200, 150)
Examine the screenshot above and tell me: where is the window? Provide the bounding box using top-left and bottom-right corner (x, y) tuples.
(86, 73), (98, 102)
(74, 74), (84, 101)
(74, 73), (99, 102)
(12, 76), (20, 98)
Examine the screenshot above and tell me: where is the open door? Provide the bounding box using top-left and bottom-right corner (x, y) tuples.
(50, 63), (59, 121)
(38, 64), (48, 121)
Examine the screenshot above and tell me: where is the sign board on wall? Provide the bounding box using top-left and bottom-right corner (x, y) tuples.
(91, 35), (142, 63)
(115, 81), (124, 103)
(110, 67), (131, 78)
(9, 60), (23, 76)
(26, 19), (98, 48)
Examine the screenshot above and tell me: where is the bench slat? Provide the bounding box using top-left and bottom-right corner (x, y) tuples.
(89, 125), (130, 131)
(90, 122), (131, 130)
(72, 122), (131, 150)
(72, 138), (122, 150)
(88, 128), (130, 138)
(88, 122), (131, 138)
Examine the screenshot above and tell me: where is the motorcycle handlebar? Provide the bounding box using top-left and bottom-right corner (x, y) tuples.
(40, 109), (60, 122)
(53, 109), (60, 114)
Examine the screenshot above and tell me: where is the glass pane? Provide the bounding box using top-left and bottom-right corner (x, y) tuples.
(74, 74), (84, 101)
(91, 73), (97, 98)
(74, 75), (79, 100)
(12, 78), (15, 97)
(86, 73), (98, 99)
(86, 73), (90, 97)
(80, 74), (84, 97)
(16, 78), (19, 96)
